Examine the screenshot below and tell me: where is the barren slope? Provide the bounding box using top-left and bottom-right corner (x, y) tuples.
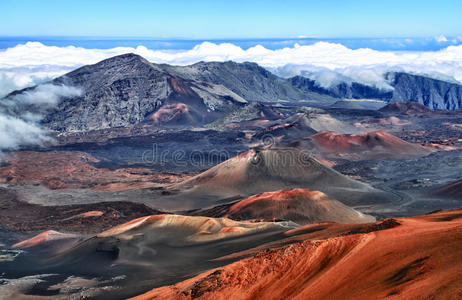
(134, 209), (462, 300)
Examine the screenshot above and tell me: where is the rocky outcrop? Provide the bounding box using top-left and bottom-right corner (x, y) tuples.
(164, 61), (335, 103)
(5, 54), (247, 132)
(388, 72), (462, 110)
(5, 54), (462, 135)
(290, 72), (462, 110)
(290, 75), (393, 100)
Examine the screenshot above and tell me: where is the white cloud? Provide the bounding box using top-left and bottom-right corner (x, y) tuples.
(4, 84), (82, 106)
(2, 41), (462, 93)
(0, 84), (82, 153)
(0, 114), (51, 151)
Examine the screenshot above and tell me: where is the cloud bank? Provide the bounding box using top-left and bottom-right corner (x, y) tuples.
(2, 41), (462, 95)
(0, 84), (82, 153)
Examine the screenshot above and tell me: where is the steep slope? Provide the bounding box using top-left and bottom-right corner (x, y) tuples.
(290, 75), (393, 100)
(163, 61), (336, 103)
(389, 72), (462, 110)
(133, 209), (462, 300)
(168, 148), (395, 208)
(4, 54), (247, 132)
(309, 130), (432, 160)
(206, 188), (375, 224)
(14, 215), (295, 251)
(290, 72), (462, 110)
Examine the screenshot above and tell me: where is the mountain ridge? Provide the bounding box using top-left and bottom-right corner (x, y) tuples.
(4, 53), (462, 134)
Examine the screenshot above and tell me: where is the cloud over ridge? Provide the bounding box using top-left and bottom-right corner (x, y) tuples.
(0, 84), (82, 153)
(2, 41), (462, 95)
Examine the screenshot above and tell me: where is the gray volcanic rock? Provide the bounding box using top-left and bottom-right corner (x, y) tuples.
(290, 72), (462, 110)
(6, 54), (462, 135)
(6, 54), (247, 132)
(290, 75), (393, 100)
(163, 61), (336, 103)
(47, 54), (170, 131)
(388, 72), (462, 110)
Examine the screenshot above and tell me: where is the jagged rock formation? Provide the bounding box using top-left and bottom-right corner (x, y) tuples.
(388, 72), (462, 110)
(4, 54), (248, 132)
(290, 72), (462, 110)
(4, 54), (462, 135)
(49, 54), (249, 131)
(163, 61), (335, 103)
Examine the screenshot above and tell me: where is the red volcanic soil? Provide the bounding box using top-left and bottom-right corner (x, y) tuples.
(310, 130), (431, 160)
(224, 188), (374, 224)
(145, 102), (192, 125)
(433, 180), (462, 198)
(12, 230), (77, 249)
(169, 76), (196, 96)
(0, 151), (190, 190)
(132, 209), (462, 300)
(379, 101), (432, 115)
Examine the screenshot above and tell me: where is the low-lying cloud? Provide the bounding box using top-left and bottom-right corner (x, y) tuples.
(2, 41), (462, 95)
(0, 84), (82, 154)
(0, 114), (50, 151)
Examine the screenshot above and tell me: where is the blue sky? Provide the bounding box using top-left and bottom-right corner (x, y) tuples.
(0, 0), (460, 38)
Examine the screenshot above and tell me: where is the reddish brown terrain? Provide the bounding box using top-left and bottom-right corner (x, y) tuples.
(0, 187), (163, 233)
(12, 230), (77, 249)
(133, 209), (462, 300)
(309, 130), (432, 160)
(0, 151), (190, 191)
(379, 101), (434, 116)
(146, 102), (193, 125)
(207, 188), (375, 224)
